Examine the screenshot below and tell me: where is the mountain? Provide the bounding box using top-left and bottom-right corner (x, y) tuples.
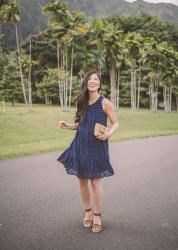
(1, 0), (178, 47)
(67, 0), (178, 23)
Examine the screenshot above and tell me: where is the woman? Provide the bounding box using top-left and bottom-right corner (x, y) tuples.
(57, 70), (118, 233)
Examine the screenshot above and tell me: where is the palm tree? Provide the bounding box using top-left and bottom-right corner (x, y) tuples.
(159, 42), (178, 112)
(43, 0), (69, 109)
(143, 39), (164, 111)
(20, 43), (36, 112)
(67, 11), (88, 107)
(0, 0), (28, 107)
(124, 32), (146, 110)
(95, 19), (124, 108)
(43, 0), (88, 109)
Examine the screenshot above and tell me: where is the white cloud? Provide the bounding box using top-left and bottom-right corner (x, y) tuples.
(126, 0), (178, 6)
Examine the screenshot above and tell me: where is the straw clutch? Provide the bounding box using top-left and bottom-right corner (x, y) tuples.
(94, 123), (109, 137)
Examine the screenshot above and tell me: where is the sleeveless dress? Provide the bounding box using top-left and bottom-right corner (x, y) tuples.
(57, 95), (114, 179)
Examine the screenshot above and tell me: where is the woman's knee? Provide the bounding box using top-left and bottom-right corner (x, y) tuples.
(91, 178), (102, 190)
(78, 177), (89, 186)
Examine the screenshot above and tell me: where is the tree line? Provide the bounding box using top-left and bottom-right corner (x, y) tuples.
(0, 0), (178, 112)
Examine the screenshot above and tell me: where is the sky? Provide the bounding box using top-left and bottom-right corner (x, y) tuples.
(126, 0), (178, 6)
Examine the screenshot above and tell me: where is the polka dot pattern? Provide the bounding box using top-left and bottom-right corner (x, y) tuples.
(57, 95), (114, 179)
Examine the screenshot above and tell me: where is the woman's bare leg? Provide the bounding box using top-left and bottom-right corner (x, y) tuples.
(91, 178), (103, 225)
(78, 177), (92, 221)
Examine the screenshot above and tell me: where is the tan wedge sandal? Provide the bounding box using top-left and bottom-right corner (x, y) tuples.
(92, 213), (102, 233)
(83, 208), (93, 228)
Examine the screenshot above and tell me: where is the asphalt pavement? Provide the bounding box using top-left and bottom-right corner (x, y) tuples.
(0, 135), (178, 250)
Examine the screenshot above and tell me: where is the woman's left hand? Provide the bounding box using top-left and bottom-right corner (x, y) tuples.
(97, 131), (110, 141)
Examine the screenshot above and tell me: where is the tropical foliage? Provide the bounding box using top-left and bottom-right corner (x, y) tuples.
(0, 0), (178, 112)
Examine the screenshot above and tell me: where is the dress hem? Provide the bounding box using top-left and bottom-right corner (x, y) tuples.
(57, 159), (114, 180)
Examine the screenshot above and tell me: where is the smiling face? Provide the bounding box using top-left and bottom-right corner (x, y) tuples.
(87, 73), (100, 93)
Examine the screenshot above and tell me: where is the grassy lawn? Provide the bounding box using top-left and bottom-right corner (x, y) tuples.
(0, 103), (178, 159)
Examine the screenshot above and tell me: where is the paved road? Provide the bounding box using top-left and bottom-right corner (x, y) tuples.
(0, 135), (178, 250)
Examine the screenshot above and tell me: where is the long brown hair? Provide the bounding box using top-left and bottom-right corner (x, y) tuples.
(75, 70), (102, 124)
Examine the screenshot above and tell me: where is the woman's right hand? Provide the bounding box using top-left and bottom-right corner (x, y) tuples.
(58, 121), (70, 129)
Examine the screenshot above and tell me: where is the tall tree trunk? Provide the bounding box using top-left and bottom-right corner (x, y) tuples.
(61, 53), (64, 108)
(28, 35), (32, 112)
(156, 79), (158, 111)
(133, 68), (137, 110)
(154, 77), (158, 111)
(65, 48), (68, 110)
(163, 84), (172, 112)
(130, 65), (136, 110)
(44, 95), (48, 104)
(69, 46), (74, 108)
(167, 85), (170, 112)
(110, 64), (116, 107)
(164, 84), (166, 112)
(150, 78), (154, 111)
(165, 85), (172, 113)
(130, 66), (133, 109)
(150, 77), (158, 112)
(62, 53), (66, 110)
(149, 84), (151, 110)
(57, 43), (63, 107)
(116, 68), (120, 109)
(15, 23), (28, 107)
(169, 86), (172, 112)
(137, 67), (141, 109)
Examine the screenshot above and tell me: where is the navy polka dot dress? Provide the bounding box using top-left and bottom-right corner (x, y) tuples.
(57, 95), (114, 179)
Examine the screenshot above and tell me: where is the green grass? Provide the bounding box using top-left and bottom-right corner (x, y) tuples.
(0, 103), (178, 159)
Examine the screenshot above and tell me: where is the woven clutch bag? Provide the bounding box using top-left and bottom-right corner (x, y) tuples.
(94, 123), (109, 137)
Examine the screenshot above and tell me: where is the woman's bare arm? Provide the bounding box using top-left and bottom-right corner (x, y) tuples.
(58, 121), (79, 130)
(97, 99), (118, 140)
(69, 123), (79, 130)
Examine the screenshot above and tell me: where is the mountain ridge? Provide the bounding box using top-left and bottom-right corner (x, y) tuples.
(1, 0), (178, 47)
